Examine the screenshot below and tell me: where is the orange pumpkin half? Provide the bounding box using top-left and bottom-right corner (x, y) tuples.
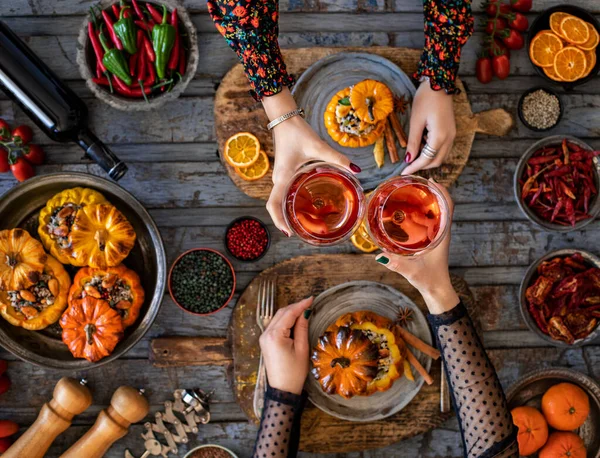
(68, 265), (144, 328)
(542, 382), (590, 431)
(539, 431), (586, 458)
(511, 406), (549, 456)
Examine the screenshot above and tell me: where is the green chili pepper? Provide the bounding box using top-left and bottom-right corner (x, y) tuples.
(99, 30), (132, 86)
(152, 5), (176, 80)
(113, 6), (137, 55)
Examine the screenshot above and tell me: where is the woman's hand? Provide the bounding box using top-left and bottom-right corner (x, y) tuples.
(262, 88), (359, 236)
(374, 181), (459, 314)
(402, 80), (456, 176)
(259, 297), (313, 395)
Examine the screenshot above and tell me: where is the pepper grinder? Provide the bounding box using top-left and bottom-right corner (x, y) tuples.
(3, 377), (93, 458)
(61, 386), (149, 458)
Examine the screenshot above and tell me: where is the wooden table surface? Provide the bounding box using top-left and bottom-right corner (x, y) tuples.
(1, 1), (600, 457)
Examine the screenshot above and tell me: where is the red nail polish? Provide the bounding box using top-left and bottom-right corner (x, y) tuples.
(280, 229), (289, 237)
(350, 163), (362, 173)
(405, 153), (412, 163)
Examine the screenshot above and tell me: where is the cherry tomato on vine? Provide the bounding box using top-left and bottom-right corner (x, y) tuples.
(22, 144), (45, 166)
(490, 38), (511, 58)
(11, 125), (33, 146)
(9, 156), (35, 182)
(510, 0), (532, 13)
(485, 0), (511, 16)
(0, 149), (9, 173)
(476, 57), (493, 84)
(506, 12), (529, 32)
(486, 17), (508, 35)
(0, 120), (10, 141)
(502, 29), (525, 50)
(492, 54), (511, 80)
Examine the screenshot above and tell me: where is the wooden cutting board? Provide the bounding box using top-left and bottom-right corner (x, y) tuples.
(151, 254), (479, 454)
(214, 46), (514, 200)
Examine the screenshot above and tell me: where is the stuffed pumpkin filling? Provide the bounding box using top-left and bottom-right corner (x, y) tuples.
(335, 99), (378, 138)
(6, 273), (57, 319)
(46, 203), (81, 249)
(81, 274), (133, 312)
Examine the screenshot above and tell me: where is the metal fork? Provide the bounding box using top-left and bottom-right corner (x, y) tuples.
(253, 276), (276, 419)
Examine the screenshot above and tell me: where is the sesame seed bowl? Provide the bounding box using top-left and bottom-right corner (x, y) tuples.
(518, 86), (563, 132)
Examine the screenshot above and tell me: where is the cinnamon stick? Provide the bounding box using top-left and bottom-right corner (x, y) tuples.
(384, 119), (399, 163)
(406, 348), (434, 385)
(396, 326), (441, 360)
(389, 113), (408, 148)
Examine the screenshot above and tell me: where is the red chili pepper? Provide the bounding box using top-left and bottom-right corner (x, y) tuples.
(132, 0), (145, 20)
(146, 3), (163, 23)
(551, 198), (564, 222)
(135, 20), (151, 31)
(168, 8), (180, 70)
(544, 165), (571, 178)
(530, 185), (543, 206)
(564, 198), (576, 226)
(562, 138), (570, 165)
(112, 75), (151, 97)
(144, 58), (156, 85)
(92, 76), (111, 86)
(102, 10), (123, 50)
(143, 35), (155, 62)
(138, 43), (147, 82)
(88, 23), (107, 73)
(178, 45), (185, 75)
(123, 8), (132, 18)
(528, 154), (559, 165)
(112, 3), (120, 19)
(129, 52), (139, 77)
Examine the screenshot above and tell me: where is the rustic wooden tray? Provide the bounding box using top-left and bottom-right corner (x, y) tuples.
(151, 254), (479, 453)
(214, 47), (514, 200)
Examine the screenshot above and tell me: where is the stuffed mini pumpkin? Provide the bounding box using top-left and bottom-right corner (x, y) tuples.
(70, 204), (136, 268)
(349, 79), (394, 124)
(311, 311), (406, 399)
(38, 187), (108, 265)
(324, 87), (385, 148)
(0, 255), (71, 330)
(69, 265), (144, 328)
(60, 296), (124, 362)
(0, 229), (47, 291)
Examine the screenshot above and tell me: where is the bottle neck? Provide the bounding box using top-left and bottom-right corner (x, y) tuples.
(77, 129), (127, 181)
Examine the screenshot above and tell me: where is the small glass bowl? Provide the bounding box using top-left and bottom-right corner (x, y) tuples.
(365, 175), (450, 256)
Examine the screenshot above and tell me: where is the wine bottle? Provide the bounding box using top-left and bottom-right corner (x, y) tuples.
(0, 21), (127, 180)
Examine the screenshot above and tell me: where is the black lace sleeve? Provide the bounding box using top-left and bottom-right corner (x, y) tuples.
(428, 301), (519, 458)
(252, 385), (307, 458)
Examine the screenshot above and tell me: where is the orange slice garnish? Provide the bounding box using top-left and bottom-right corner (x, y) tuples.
(577, 22), (599, 51)
(543, 65), (564, 81)
(350, 221), (379, 253)
(581, 49), (597, 77)
(530, 31), (564, 67)
(224, 132), (261, 168)
(560, 16), (590, 45)
(554, 46), (587, 81)
(235, 149), (270, 181)
(550, 12), (570, 39)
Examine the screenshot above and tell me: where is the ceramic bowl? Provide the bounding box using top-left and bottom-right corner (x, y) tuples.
(517, 86), (563, 132)
(224, 216), (271, 262)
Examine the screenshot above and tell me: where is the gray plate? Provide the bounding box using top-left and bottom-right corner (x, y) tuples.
(292, 52), (416, 191)
(307, 281), (432, 422)
(507, 368), (600, 458)
(519, 249), (600, 347)
(0, 173), (167, 370)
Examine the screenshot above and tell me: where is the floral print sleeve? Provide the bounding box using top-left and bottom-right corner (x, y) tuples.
(414, 0), (474, 94)
(207, 0), (294, 100)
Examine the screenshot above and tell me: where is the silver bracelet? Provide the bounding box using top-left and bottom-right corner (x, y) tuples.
(267, 108), (305, 131)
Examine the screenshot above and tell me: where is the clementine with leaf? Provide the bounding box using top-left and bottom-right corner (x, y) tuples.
(511, 406), (549, 456)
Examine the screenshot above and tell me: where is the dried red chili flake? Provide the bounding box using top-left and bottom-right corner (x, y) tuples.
(526, 254), (600, 343)
(521, 139), (599, 227)
(226, 218), (269, 261)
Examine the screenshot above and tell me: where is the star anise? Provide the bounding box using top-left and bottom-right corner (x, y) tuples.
(394, 95), (410, 115)
(395, 306), (414, 327)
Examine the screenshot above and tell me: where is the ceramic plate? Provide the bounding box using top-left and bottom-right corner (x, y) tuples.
(292, 52), (416, 191)
(306, 281), (432, 422)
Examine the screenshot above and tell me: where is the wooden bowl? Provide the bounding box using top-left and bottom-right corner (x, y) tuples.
(507, 368), (600, 457)
(0, 173), (167, 370)
(76, 0), (199, 111)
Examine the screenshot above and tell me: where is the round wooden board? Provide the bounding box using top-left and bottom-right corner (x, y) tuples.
(214, 46), (514, 200)
(228, 253), (479, 454)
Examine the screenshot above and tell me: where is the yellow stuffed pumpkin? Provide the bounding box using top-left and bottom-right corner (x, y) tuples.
(349, 79), (394, 124)
(38, 187), (108, 265)
(70, 204), (136, 268)
(324, 87), (385, 148)
(0, 255), (71, 330)
(0, 229), (47, 291)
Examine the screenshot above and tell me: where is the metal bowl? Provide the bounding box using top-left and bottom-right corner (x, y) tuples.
(507, 368), (600, 458)
(519, 248), (600, 347)
(183, 445), (238, 458)
(0, 173), (167, 370)
(514, 135), (600, 232)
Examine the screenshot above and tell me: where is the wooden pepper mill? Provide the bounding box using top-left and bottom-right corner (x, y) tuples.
(61, 386), (149, 458)
(3, 377), (93, 458)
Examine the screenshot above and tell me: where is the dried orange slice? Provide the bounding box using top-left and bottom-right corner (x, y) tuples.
(577, 22), (600, 51)
(530, 31), (564, 67)
(553, 46), (587, 81)
(581, 49), (597, 77)
(550, 12), (570, 39)
(235, 150), (270, 181)
(543, 65), (564, 81)
(224, 132), (261, 168)
(350, 222), (379, 253)
(560, 16), (590, 45)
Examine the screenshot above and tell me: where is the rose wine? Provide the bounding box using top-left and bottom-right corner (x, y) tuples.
(284, 163), (365, 245)
(367, 176), (448, 255)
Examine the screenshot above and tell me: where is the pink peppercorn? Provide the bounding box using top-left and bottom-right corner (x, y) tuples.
(226, 218), (269, 261)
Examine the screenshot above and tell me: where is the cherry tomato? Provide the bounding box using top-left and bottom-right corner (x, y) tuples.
(22, 144), (45, 165)
(485, 0), (511, 16)
(506, 12), (529, 32)
(11, 125), (33, 146)
(0, 119), (10, 141)
(0, 149), (9, 173)
(510, 0), (532, 13)
(490, 38), (511, 58)
(502, 29), (524, 50)
(0, 437), (12, 453)
(0, 420), (18, 439)
(9, 156), (35, 182)
(485, 17), (508, 35)
(476, 57), (493, 84)
(492, 54), (511, 80)
(0, 375), (10, 395)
